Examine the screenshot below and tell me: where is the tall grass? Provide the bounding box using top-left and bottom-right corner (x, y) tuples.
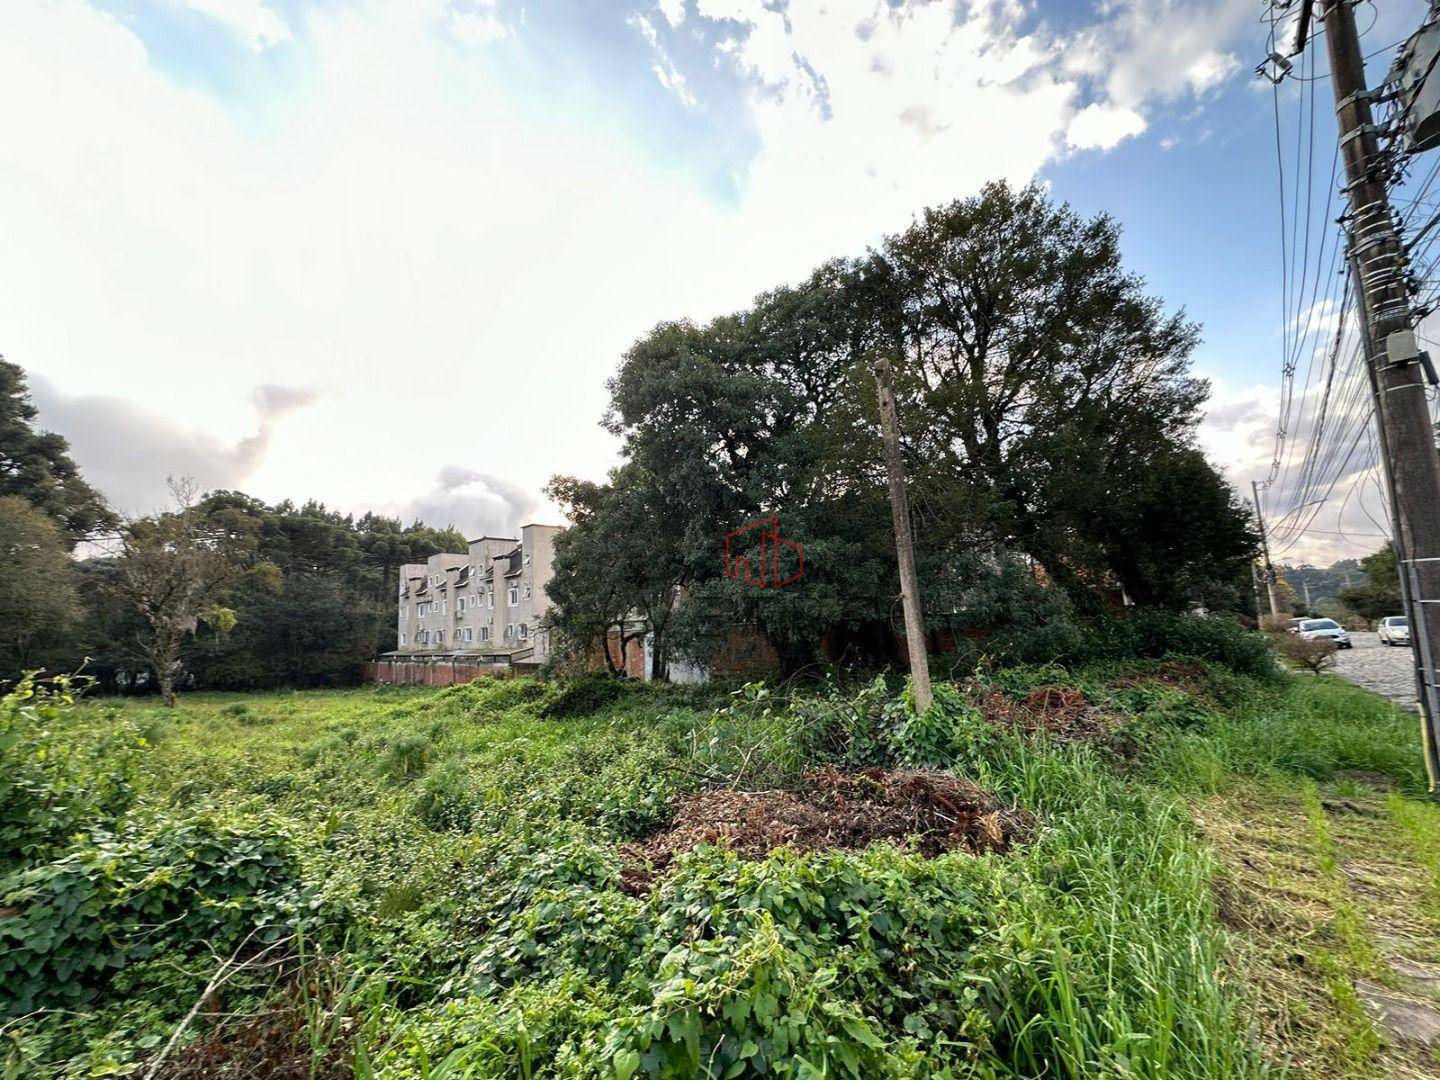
(944, 736), (1274, 1079)
(1148, 674), (1426, 794)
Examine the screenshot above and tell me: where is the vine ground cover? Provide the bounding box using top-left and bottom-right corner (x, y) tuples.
(2, 662), (1437, 1078)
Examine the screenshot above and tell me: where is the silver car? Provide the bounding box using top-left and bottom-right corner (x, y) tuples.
(1298, 618), (1352, 649)
(1378, 615), (1411, 646)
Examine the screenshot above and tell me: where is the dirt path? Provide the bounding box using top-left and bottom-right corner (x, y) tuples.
(1195, 777), (1440, 1078)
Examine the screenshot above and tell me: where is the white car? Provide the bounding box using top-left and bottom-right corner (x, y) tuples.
(1378, 615), (1411, 646)
(1297, 618), (1352, 649)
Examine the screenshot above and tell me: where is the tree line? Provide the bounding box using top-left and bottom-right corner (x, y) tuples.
(0, 357), (464, 697)
(545, 182), (1260, 677)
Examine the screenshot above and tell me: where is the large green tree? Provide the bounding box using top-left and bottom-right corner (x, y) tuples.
(118, 480), (240, 706)
(0, 496), (81, 674)
(553, 182), (1258, 676)
(0, 357), (116, 546)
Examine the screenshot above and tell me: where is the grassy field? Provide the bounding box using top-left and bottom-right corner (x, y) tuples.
(4, 662), (1440, 1078)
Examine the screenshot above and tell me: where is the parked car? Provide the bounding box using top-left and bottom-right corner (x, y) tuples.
(1286, 617), (1305, 634)
(1378, 615), (1411, 646)
(1297, 618), (1352, 649)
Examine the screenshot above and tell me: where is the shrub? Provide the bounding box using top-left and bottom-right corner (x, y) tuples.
(896, 682), (989, 766)
(1276, 633), (1338, 674)
(377, 733), (436, 782)
(414, 759), (475, 829)
(0, 674), (142, 871)
(539, 676), (631, 719)
(0, 812), (309, 1016)
(1097, 611), (1278, 679)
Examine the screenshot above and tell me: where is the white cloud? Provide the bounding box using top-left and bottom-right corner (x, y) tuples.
(1067, 102), (1146, 150)
(656, 0), (685, 29)
(1063, 0), (1249, 149)
(1287, 297), (1345, 340)
(1, 0), (1266, 535)
(449, 2), (509, 46)
(27, 374), (319, 516)
(1197, 376), (1279, 488)
(700, 0), (1075, 243)
(175, 0), (291, 51)
(383, 466), (540, 537)
(630, 12), (697, 107)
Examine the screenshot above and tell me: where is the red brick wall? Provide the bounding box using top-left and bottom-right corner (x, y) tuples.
(365, 660), (511, 685)
(601, 631), (648, 679)
(707, 627), (779, 678)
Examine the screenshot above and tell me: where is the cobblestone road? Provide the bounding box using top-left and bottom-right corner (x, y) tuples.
(1331, 631), (1419, 710)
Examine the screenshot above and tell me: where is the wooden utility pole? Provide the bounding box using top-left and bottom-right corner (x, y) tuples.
(1252, 480), (1281, 618)
(873, 358), (932, 714)
(1251, 562), (1266, 620)
(1320, 0), (1440, 791)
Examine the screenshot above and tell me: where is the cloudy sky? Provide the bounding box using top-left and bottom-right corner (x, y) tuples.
(3, 0), (1429, 562)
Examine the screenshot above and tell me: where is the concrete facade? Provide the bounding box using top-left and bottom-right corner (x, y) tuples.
(391, 524), (561, 669)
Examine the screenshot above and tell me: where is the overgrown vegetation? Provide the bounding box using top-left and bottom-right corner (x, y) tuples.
(4, 639), (1439, 1078)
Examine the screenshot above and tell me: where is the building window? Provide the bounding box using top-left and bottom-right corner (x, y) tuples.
(519, 623), (528, 639)
(436, 629), (444, 644)
(524, 551), (531, 566)
(523, 583), (531, 599)
(480, 626), (490, 642)
(488, 591), (494, 609)
(458, 597), (466, 613)
(399, 632), (406, 646)
(508, 585), (519, 606)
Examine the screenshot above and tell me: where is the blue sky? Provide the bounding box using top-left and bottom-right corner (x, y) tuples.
(3, 0), (1429, 561)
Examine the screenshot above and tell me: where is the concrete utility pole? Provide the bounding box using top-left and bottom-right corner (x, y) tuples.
(1303, 578), (1313, 612)
(1252, 480), (1282, 618)
(1251, 562), (1266, 620)
(872, 358), (933, 714)
(1348, 247), (1417, 633)
(1320, 0), (1440, 789)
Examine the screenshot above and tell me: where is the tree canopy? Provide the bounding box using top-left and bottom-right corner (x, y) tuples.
(0, 357), (116, 546)
(0, 496), (81, 673)
(1339, 542), (1403, 621)
(549, 182), (1258, 675)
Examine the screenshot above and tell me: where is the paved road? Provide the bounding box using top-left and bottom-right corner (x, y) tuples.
(1330, 631), (1419, 711)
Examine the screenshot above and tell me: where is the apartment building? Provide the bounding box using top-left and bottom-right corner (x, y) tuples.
(392, 523), (561, 669)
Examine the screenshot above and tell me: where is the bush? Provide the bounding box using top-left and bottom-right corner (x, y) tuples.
(0, 811), (309, 1015)
(0, 674), (142, 871)
(1276, 633), (1338, 674)
(1096, 611), (1278, 679)
(377, 733), (436, 781)
(538, 675), (631, 718)
(414, 759), (476, 829)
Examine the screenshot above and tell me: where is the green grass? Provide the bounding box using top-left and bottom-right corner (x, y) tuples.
(3, 663), (1439, 1078)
